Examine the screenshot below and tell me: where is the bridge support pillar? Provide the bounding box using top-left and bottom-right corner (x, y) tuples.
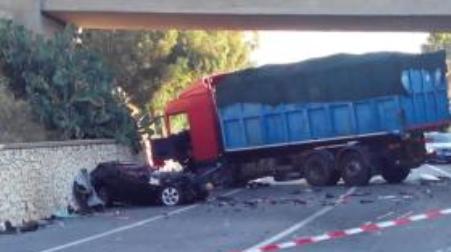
(0, 0), (63, 35)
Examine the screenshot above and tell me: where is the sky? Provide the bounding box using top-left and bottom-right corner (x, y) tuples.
(252, 31), (430, 66)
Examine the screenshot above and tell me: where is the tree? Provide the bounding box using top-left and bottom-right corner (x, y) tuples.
(81, 30), (257, 115)
(0, 21), (140, 151)
(422, 33), (451, 58)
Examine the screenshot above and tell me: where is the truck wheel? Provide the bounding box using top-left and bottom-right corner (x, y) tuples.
(304, 151), (335, 186)
(328, 170), (341, 185)
(339, 150), (371, 186)
(381, 166), (410, 184)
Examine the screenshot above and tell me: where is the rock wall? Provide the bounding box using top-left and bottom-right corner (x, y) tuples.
(0, 139), (139, 229)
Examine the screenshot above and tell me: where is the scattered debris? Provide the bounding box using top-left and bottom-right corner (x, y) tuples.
(243, 200), (259, 208)
(18, 221), (39, 233)
(424, 188), (434, 198)
(73, 168), (105, 214)
(215, 196), (236, 203)
(36, 219), (51, 228)
(350, 191), (371, 197)
(378, 195), (397, 200)
(247, 181), (271, 189)
(0, 221), (17, 235)
(325, 193), (335, 199)
(292, 199), (307, 205)
(360, 199), (374, 204)
(321, 201), (336, 206)
(290, 190), (302, 195)
(53, 208), (78, 219)
(209, 194), (310, 209)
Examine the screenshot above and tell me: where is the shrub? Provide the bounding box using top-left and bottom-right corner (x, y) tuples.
(0, 20), (140, 151)
(0, 76), (57, 142)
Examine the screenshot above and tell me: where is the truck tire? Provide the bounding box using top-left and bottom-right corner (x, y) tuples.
(339, 150), (371, 186)
(328, 170), (341, 186)
(303, 151), (336, 186)
(381, 166), (410, 184)
(226, 163), (249, 188)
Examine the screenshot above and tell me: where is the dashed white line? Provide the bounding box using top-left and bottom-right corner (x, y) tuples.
(244, 187), (356, 252)
(39, 188), (242, 252)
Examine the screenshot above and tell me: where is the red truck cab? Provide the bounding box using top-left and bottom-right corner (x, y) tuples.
(151, 77), (222, 167)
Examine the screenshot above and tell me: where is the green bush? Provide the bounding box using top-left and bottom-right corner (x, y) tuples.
(0, 76), (58, 142)
(0, 20), (140, 151)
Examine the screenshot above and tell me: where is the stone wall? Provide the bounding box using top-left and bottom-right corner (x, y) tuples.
(0, 139), (139, 229)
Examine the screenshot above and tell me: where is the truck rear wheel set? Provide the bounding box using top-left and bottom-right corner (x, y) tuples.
(227, 143), (413, 188)
(303, 146), (411, 187)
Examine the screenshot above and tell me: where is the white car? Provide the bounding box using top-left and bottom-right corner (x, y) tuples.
(425, 132), (451, 163)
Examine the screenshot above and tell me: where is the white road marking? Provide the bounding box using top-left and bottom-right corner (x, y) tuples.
(39, 188), (242, 252)
(425, 164), (451, 178)
(244, 187), (356, 252)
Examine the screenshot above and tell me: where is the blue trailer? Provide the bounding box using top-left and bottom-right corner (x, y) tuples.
(213, 51), (450, 186)
(219, 68), (449, 151)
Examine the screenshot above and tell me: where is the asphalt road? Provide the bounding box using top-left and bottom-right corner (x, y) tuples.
(3, 164), (451, 252)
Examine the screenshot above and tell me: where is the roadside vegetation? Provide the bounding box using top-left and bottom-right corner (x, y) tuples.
(0, 76), (56, 142)
(0, 20), (256, 145)
(81, 30), (257, 132)
(0, 20), (140, 150)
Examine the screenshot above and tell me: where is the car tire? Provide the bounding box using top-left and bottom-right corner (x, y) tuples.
(303, 151), (336, 186)
(339, 150), (371, 186)
(160, 186), (183, 206)
(381, 166), (410, 184)
(96, 186), (112, 207)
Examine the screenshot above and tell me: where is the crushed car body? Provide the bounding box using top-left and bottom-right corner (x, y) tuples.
(90, 162), (210, 207)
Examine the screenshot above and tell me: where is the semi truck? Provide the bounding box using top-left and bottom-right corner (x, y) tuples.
(150, 51), (450, 187)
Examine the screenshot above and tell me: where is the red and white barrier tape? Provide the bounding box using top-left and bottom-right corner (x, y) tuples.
(242, 207), (451, 252)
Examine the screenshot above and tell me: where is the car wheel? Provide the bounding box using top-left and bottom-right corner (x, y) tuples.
(339, 150), (371, 186)
(96, 186), (112, 207)
(160, 186), (182, 206)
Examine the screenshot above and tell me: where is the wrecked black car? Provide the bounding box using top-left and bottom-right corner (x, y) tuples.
(90, 162), (210, 207)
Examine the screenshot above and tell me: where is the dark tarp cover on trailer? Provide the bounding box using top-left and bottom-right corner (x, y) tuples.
(214, 51), (447, 108)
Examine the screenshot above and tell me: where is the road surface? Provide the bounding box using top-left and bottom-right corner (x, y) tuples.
(2, 164), (451, 252)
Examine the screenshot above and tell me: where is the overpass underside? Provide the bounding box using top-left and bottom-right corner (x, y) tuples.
(44, 12), (451, 31)
(41, 0), (451, 31)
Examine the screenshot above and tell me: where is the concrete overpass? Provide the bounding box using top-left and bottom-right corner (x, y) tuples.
(39, 0), (451, 31)
(3, 0), (451, 33)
